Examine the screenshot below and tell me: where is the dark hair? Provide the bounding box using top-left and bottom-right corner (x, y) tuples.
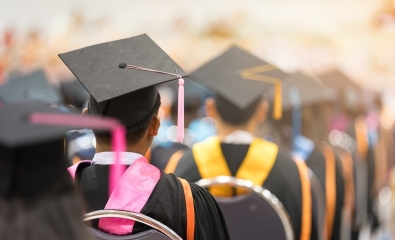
(215, 93), (263, 126)
(93, 92), (161, 145)
(0, 175), (90, 240)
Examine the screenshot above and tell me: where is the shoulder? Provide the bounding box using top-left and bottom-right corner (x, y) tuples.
(274, 148), (299, 169)
(266, 148), (301, 187)
(173, 149), (202, 182)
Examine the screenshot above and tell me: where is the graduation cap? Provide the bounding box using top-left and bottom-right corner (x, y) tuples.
(0, 70), (61, 104)
(319, 70), (364, 112)
(276, 73), (338, 153)
(0, 101), (127, 199)
(190, 46), (287, 120)
(319, 70), (359, 90)
(0, 102), (78, 199)
(59, 34), (188, 142)
(281, 72), (338, 110)
(60, 79), (90, 109)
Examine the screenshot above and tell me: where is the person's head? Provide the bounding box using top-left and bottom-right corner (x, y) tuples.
(205, 93), (269, 135)
(0, 102), (90, 240)
(59, 34), (188, 154)
(82, 87), (161, 153)
(0, 174), (90, 240)
(301, 102), (334, 145)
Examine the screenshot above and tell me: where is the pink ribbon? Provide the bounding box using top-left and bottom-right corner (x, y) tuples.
(30, 113), (126, 197)
(98, 157), (161, 235)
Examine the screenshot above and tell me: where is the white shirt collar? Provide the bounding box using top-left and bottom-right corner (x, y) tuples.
(92, 152), (144, 165)
(222, 130), (254, 144)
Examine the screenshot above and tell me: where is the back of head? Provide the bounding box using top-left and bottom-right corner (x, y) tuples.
(215, 93), (263, 126)
(0, 102), (90, 240)
(301, 102), (334, 146)
(0, 174), (89, 240)
(90, 88), (162, 146)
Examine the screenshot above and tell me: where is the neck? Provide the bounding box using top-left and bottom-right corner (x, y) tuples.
(216, 121), (256, 140)
(95, 142), (148, 156)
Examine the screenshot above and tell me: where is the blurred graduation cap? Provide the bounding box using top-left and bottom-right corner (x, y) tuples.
(190, 46), (287, 120)
(0, 101), (78, 199)
(281, 72), (338, 110)
(0, 70), (61, 104)
(319, 70), (359, 90)
(59, 34), (187, 128)
(0, 101), (126, 199)
(60, 79), (90, 109)
(318, 70), (364, 112)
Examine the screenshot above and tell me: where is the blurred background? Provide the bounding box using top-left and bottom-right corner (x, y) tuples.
(1, 0), (395, 239)
(2, 0), (395, 91)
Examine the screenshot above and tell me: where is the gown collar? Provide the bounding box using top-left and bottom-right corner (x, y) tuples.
(92, 151), (144, 165)
(222, 130), (254, 144)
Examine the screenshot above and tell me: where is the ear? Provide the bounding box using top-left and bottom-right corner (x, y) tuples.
(205, 97), (218, 119)
(255, 100), (269, 123)
(147, 115), (160, 136)
(81, 108), (89, 116)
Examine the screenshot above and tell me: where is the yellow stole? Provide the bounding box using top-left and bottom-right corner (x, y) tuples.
(192, 136), (278, 197)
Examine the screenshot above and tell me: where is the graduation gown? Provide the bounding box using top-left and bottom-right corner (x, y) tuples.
(150, 143), (189, 170)
(76, 163), (230, 240)
(174, 141), (309, 240)
(305, 147), (345, 240)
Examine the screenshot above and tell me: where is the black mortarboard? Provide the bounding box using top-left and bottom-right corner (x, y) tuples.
(60, 79), (90, 109)
(0, 70), (61, 104)
(318, 70), (364, 112)
(0, 101), (77, 199)
(59, 34), (188, 129)
(190, 46), (287, 119)
(319, 70), (359, 90)
(280, 72), (338, 110)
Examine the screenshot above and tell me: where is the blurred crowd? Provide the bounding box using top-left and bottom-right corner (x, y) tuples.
(2, 2), (395, 239)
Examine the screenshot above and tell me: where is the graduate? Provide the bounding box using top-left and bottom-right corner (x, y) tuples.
(0, 102), (89, 240)
(172, 46), (316, 240)
(319, 71), (378, 237)
(265, 72), (346, 240)
(60, 34), (230, 240)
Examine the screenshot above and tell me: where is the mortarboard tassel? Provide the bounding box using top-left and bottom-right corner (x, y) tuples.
(177, 75), (184, 142)
(240, 64), (283, 120)
(273, 82), (282, 120)
(119, 63), (185, 142)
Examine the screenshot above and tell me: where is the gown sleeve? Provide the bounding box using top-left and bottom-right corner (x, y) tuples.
(189, 182), (231, 240)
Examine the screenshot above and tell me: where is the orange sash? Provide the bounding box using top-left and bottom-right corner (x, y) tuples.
(339, 150), (355, 226)
(294, 159), (312, 240)
(179, 178), (195, 240)
(164, 150), (185, 174)
(321, 144), (336, 240)
(354, 117), (368, 160)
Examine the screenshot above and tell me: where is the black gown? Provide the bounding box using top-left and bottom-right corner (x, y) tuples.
(174, 143), (312, 240)
(150, 143), (189, 170)
(76, 164), (230, 240)
(305, 148), (345, 240)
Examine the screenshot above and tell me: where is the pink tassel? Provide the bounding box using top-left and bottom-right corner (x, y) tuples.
(177, 77), (184, 143)
(110, 126), (126, 196)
